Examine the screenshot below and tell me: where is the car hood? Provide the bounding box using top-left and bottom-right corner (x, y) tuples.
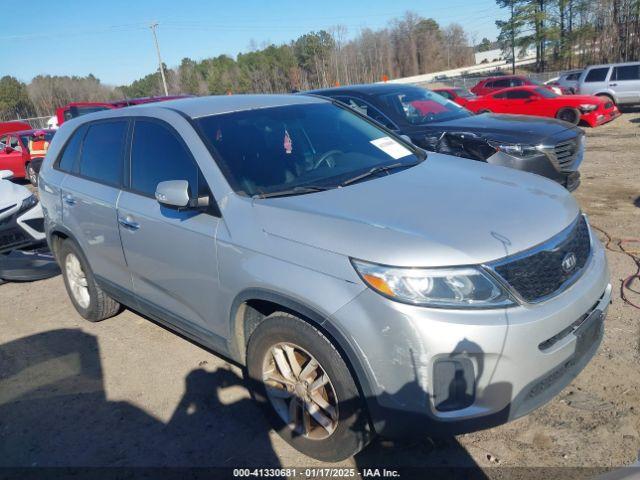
(404, 113), (578, 144)
(0, 179), (30, 215)
(252, 153), (579, 268)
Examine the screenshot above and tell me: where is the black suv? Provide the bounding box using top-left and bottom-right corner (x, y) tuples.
(308, 84), (584, 191)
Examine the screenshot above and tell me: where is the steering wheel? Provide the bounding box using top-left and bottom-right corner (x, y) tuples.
(313, 150), (342, 169)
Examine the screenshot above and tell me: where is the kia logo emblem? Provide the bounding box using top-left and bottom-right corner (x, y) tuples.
(562, 252), (577, 273)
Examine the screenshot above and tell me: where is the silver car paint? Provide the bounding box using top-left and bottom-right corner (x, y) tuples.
(578, 62), (640, 104)
(39, 95), (610, 431)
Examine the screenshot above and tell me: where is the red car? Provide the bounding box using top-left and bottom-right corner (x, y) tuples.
(465, 86), (620, 127)
(0, 121), (31, 136)
(0, 129), (55, 182)
(432, 87), (477, 106)
(56, 95), (192, 125)
(470, 75), (562, 96)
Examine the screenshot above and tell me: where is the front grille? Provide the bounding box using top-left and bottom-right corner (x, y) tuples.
(491, 216), (591, 303)
(552, 137), (583, 172)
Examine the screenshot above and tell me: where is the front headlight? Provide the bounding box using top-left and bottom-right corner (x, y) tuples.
(579, 104), (597, 112)
(487, 141), (541, 158)
(20, 194), (38, 212)
(351, 259), (515, 308)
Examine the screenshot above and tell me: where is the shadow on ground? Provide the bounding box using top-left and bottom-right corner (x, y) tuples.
(0, 328), (486, 477)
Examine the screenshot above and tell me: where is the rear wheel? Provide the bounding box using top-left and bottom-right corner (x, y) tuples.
(246, 313), (370, 461)
(26, 163), (38, 186)
(59, 239), (121, 322)
(556, 107), (580, 125)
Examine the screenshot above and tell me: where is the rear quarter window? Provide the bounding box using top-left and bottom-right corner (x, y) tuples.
(584, 67), (609, 83)
(612, 64), (640, 81)
(56, 125), (86, 173)
(78, 121), (127, 186)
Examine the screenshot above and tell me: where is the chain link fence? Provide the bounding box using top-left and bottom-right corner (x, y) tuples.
(418, 70), (565, 90)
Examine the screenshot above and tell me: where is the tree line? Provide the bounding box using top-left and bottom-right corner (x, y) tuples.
(1, 12), (472, 121)
(496, 0), (640, 72)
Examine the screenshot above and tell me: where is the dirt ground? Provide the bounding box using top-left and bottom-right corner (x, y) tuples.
(1, 112), (639, 475)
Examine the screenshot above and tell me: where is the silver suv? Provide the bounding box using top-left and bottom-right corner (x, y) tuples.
(39, 95), (611, 461)
(577, 62), (640, 105)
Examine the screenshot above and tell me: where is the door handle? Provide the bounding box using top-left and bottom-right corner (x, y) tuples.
(609, 83), (617, 87)
(118, 216), (140, 230)
(62, 194), (76, 205)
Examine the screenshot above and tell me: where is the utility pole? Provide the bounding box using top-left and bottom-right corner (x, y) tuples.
(150, 22), (169, 96)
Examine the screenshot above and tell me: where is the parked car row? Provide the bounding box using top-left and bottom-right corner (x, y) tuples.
(37, 92), (610, 461)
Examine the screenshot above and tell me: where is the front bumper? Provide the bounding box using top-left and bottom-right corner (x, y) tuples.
(582, 106), (621, 127)
(487, 150), (580, 191)
(330, 238), (610, 439)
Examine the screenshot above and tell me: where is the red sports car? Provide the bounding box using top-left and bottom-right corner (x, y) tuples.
(470, 75), (562, 96)
(432, 87), (477, 106)
(464, 86), (620, 127)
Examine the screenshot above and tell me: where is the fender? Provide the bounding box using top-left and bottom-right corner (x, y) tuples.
(229, 287), (376, 401)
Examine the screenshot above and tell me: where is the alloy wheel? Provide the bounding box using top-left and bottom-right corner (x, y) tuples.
(65, 253), (90, 309)
(262, 342), (339, 440)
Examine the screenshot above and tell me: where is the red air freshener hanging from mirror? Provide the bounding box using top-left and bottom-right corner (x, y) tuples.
(283, 129), (292, 154)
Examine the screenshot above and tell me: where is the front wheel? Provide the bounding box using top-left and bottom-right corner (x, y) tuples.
(247, 313), (371, 461)
(26, 163), (38, 186)
(556, 107), (580, 125)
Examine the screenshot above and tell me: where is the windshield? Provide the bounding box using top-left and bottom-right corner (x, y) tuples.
(373, 87), (471, 125)
(196, 102), (422, 197)
(535, 87), (558, 98)
(453, 88), (475, 98)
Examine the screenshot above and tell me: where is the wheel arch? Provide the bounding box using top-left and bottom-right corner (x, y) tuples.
(229, 288), (376, 401)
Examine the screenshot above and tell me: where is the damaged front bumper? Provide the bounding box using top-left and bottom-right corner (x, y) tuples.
(329, 238), (610, 439)
(421, 131), (582, 191)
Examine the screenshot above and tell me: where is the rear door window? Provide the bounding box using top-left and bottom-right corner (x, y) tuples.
(129, 120), (203, 198)
(612, 64), (640, 81)
(78, 121), (127, 186)
(584, 67), (609, 82)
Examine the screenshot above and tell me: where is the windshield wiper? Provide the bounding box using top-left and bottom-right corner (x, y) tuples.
(340, 161), (419, 187)
(253, 185), (333, 199)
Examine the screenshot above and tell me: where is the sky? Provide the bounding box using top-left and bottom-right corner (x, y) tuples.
(1, 0), (507, 86)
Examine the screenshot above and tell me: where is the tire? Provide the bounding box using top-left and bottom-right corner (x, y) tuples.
(247, 313), (371, 461)
(26, 163), (38, 186)
(58, 239), (120, 322)
(556, 107), (580, 125)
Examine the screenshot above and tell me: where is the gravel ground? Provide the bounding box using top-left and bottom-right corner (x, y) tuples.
(0, 112), (639, 475)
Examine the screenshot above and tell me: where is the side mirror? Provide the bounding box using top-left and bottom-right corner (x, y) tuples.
(399, 134), (413, 144)
(155, 180), (191, 208)
(3, 146), (14, 154)
(155, 180), (210, 210)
